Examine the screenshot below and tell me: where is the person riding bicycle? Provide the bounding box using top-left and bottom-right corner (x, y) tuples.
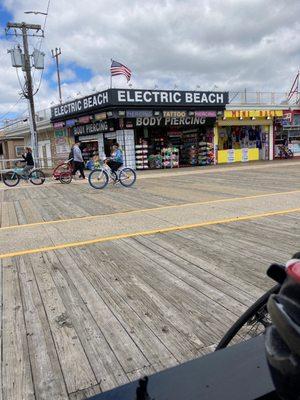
(21, 147), (34, 176)
(107, 143), (123, 174)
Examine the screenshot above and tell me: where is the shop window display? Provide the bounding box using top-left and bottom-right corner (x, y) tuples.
(134, 125), (215, 169)
(219, 126), (263, 151)
(81, 141), (99, 162)
(162, 147), (179, 168)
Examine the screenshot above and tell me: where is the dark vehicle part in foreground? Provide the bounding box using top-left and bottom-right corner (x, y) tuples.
(265, 260), (300, 400)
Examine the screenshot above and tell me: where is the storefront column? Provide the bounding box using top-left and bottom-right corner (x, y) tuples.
(213, 126), (218, 165)
(97, 134), (105, 160)
(269, 124), (274, 161)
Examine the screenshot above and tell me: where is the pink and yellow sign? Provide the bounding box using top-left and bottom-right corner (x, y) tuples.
(224, 110), (283, 118)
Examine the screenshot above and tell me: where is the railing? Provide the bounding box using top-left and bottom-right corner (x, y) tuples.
(0, 156), (67, 172)
(228, 91), (296, 105)
(0, 108), (51, 131)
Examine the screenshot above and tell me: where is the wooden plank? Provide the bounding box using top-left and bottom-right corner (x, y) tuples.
(30, 252), (97, 395)
(94, 240), (238, 343)
(75, 244), (213, 359)
(0, 189), (4, 228)
(29, 197), (57, 222)
(43, 250), (129, 391)
(126, 365), (157, 382)
(59, 247), (177, 371)
(152, 229), (267, 294)
(50, 197), (90, 219)
(51, 247), (154, 374)
(171, 224), (280, 288)
(7, 201), (19, 226)
(131, 235), (254, 313)
(17, 255), (69, 399)
(2, 257), (35, 400)
(13, 200), (27, 225)
(19, 199), (43, 224)
(69, 384), (101, 400)
(1, 202), (10, 228)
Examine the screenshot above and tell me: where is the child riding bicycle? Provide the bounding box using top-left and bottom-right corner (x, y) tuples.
(107, 143), (123, 174)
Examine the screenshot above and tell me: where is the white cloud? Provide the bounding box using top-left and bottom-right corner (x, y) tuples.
(1, 0), (300, 117)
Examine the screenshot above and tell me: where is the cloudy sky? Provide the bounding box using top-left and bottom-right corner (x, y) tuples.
(0, 0), (300, 123)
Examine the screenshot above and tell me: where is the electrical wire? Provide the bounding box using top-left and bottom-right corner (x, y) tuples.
(15, 67), (27, 97)
(32, 0), (51, 92)
(0, 97), (25, 122)
(0, 113), (28, 131)
(33, 69), (44, 96)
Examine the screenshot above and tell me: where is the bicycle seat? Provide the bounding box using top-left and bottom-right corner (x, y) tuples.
(267, 263), (286, 284)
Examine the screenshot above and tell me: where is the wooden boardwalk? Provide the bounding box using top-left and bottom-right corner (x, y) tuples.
(0, 162), (299, 399)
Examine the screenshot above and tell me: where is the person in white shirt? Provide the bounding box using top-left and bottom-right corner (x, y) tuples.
(72, 142), (85, 179)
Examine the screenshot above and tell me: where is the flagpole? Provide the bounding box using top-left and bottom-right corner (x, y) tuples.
(110, 58), (113, 89)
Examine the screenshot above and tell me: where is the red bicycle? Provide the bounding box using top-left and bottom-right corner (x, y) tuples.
(52, 158), (73, 184)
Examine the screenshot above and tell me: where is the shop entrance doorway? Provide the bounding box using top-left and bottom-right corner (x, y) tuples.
(104, 138), (116, 158)
(79, 140), (99, 164)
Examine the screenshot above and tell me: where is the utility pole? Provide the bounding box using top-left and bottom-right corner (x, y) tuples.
(6, 22), (43, 165)
(51, 47), (62, 104)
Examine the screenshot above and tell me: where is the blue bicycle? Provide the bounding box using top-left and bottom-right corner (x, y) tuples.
(88, 159), (136, 189)
(2, 162), (45, 187)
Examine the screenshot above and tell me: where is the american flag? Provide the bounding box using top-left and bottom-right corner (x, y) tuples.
(110, 60), (132, 82)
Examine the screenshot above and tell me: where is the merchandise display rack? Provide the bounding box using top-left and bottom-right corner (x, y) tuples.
(181, 132), (198, 166)
(135, 142), (149, 170)
(198, 141), (214, 165)
(162, 147), (179, 168)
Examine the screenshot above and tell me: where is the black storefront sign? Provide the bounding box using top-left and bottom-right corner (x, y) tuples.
(135, 116), (215, 127)
(72, 121), (110, 136)
(51, 89), (229, 120)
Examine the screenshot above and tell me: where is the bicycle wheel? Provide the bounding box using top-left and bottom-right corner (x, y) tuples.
(2, 171), (20, 187)
(88, 169), (109, 189)
(53, 163), (64, 180)
(59, 171), (72, 184)
(287, 149), (294, 158)
(215, 284), (280, 350)
(119, 168), (136, 187)
(29, 169), (45, 185)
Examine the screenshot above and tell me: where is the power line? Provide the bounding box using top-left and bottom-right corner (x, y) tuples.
(0, 116), (28, 131)
(32, 0), (51, 92)
(0, 97), (24, 122)
(15, 67), (27, 97)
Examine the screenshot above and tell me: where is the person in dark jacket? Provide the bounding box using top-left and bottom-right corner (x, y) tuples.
(22, 147), (34, 175)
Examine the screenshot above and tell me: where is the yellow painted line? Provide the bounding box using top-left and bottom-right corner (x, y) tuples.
(2, 188), (300, 231)
(1, 207), (300, 260)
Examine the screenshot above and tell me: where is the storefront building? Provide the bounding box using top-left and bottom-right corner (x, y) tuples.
(1, 108), (68, 168)
(274, 107), (300, 157)
(0, 130), (24, 162)
(50, 88), (229, 169)
(216, 109), (283, 163)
